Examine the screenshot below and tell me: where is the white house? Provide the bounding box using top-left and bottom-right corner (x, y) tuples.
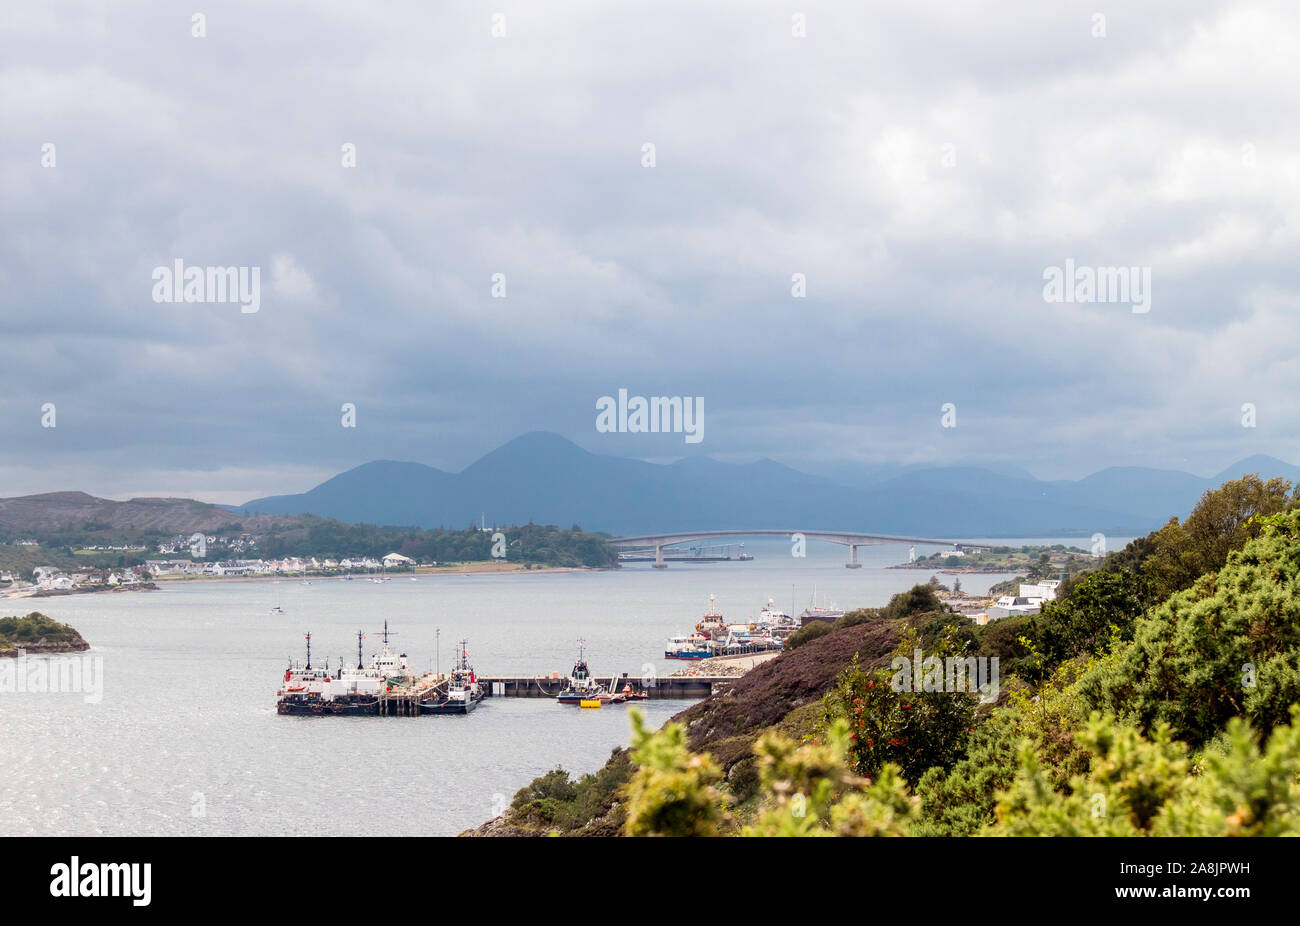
(1019, 579), (1061, 601)
(383, 553), (415, 568)
(987, 595), (1043, 621)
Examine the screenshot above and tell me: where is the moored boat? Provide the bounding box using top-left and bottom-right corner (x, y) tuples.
(665, 633), (712, 659)
(557, 639), (604, 704)
(421, 639), (484, 715)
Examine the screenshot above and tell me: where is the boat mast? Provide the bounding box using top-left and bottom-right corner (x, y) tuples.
(305, 631), (311, 670)
(356, 630), (365, 669)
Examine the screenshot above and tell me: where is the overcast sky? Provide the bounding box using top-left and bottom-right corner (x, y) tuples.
(3, 1), (1299, 504)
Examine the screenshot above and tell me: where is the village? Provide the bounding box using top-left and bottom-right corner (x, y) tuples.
(0, 551), (419, 596)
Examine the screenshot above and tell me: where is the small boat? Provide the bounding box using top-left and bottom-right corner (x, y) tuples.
(607, 681), (649, 704)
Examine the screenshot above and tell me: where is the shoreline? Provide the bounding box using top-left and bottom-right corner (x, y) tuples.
(154, 562), (602, 587)
(0, 562), (605, 599)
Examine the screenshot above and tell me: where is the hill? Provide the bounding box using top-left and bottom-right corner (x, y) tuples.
(242, 431), (1300, 536)
(0, 492), (303, 537)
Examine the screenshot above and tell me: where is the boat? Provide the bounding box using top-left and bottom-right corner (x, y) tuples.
(737, 543), (754, 561)
(665, 633), (712, 659)
(799, 586), (845, 625)
(276, 632), (379, 715)
(607, 680), (650, 703)
(694, 594), (727, 640)
(557, 640), (604, 704)
(420, 640), (484, 715)
(757, 597), (796, 628)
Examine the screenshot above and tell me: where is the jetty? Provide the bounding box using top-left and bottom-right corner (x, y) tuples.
(478, 673), (730, 699)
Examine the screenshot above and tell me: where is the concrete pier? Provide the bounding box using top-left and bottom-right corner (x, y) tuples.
(479, 674), (726, 699)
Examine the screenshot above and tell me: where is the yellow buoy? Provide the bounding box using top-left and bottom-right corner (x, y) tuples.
(580, 699), (602, 709)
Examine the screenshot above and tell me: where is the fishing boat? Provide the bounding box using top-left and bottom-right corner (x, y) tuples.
(420, 639), (484, 715)
(557, 639), (604, 704)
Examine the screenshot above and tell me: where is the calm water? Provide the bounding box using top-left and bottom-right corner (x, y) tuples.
(0, 536), (1104, 836)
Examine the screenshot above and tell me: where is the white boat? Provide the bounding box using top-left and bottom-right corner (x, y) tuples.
(799, 586), (844, 624)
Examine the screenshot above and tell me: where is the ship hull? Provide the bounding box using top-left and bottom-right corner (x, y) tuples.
(277, 697), (379, 716)
(420, 694), (482, 715)
(556, 691), (599, 704)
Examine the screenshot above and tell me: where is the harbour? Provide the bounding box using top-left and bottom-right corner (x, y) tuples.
(1, 537), (1037, 836)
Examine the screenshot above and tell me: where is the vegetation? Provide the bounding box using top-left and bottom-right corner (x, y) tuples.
(484, 472), (1300, 837)
(255, 519), (617, 568)
(0, 612), (88, 655)
(1, 520), (618, 576)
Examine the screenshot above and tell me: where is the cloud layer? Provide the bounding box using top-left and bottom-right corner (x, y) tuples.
(3, 1), (1298, 502)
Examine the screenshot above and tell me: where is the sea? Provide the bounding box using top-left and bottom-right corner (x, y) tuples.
(0, 535), (1119, 836)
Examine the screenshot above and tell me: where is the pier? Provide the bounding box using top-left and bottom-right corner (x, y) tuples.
(479, 674), (729, 699)
(377, 674), (448, 715)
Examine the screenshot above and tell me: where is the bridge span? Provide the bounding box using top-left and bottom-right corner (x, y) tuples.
(610, 530), (992, 569)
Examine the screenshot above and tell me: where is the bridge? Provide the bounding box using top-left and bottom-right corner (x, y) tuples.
(610, 530), (993, 568)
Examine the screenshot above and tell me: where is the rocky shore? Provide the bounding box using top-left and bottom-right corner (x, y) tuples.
(0, 612), (90, 657)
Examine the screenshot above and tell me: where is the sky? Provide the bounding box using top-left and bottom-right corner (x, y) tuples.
(4, 1), (1300, 504)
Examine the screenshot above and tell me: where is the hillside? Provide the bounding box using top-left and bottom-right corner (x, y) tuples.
(0, 492), (303, 537)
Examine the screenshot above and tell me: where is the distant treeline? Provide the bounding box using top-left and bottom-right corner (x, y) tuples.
(0, 518), (619, 572)
(246, 518), (618, 568)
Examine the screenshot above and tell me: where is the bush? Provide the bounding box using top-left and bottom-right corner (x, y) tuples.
(785, 620), (833, 650)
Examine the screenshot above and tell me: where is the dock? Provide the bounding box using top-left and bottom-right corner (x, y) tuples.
(377, 674), (449, 715)
(479, 674), (730, 699)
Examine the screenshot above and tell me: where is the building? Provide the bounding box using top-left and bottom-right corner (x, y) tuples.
(987, 595), (1043, 621)
(1019, 579), (1061, 601)
(383, 553), (415, 569)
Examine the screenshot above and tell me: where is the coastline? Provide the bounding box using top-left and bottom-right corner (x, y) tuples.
(154, 562), (603, 587)
(0, 562), (605, 600)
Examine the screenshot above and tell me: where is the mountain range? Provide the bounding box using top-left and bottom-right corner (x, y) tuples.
(238, 432), (1300, 538)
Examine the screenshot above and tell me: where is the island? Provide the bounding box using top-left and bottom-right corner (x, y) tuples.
(0, 612), (89, 657)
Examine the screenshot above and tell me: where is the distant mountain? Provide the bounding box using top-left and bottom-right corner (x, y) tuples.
(240, 432), (1300, 537)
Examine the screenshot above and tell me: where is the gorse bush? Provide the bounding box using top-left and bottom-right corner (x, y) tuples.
(1079, 507), (1300, 747)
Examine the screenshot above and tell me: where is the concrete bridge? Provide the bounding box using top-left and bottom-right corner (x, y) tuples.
(610, 529), (992, 568)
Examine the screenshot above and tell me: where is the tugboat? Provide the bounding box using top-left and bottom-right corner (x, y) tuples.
(421, 639), (484, 715)
(557, 639), (604, 705)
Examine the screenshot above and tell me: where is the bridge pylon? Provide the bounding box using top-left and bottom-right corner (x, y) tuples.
(846, 544), (861, 568)
(652, 544), (667, 569)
